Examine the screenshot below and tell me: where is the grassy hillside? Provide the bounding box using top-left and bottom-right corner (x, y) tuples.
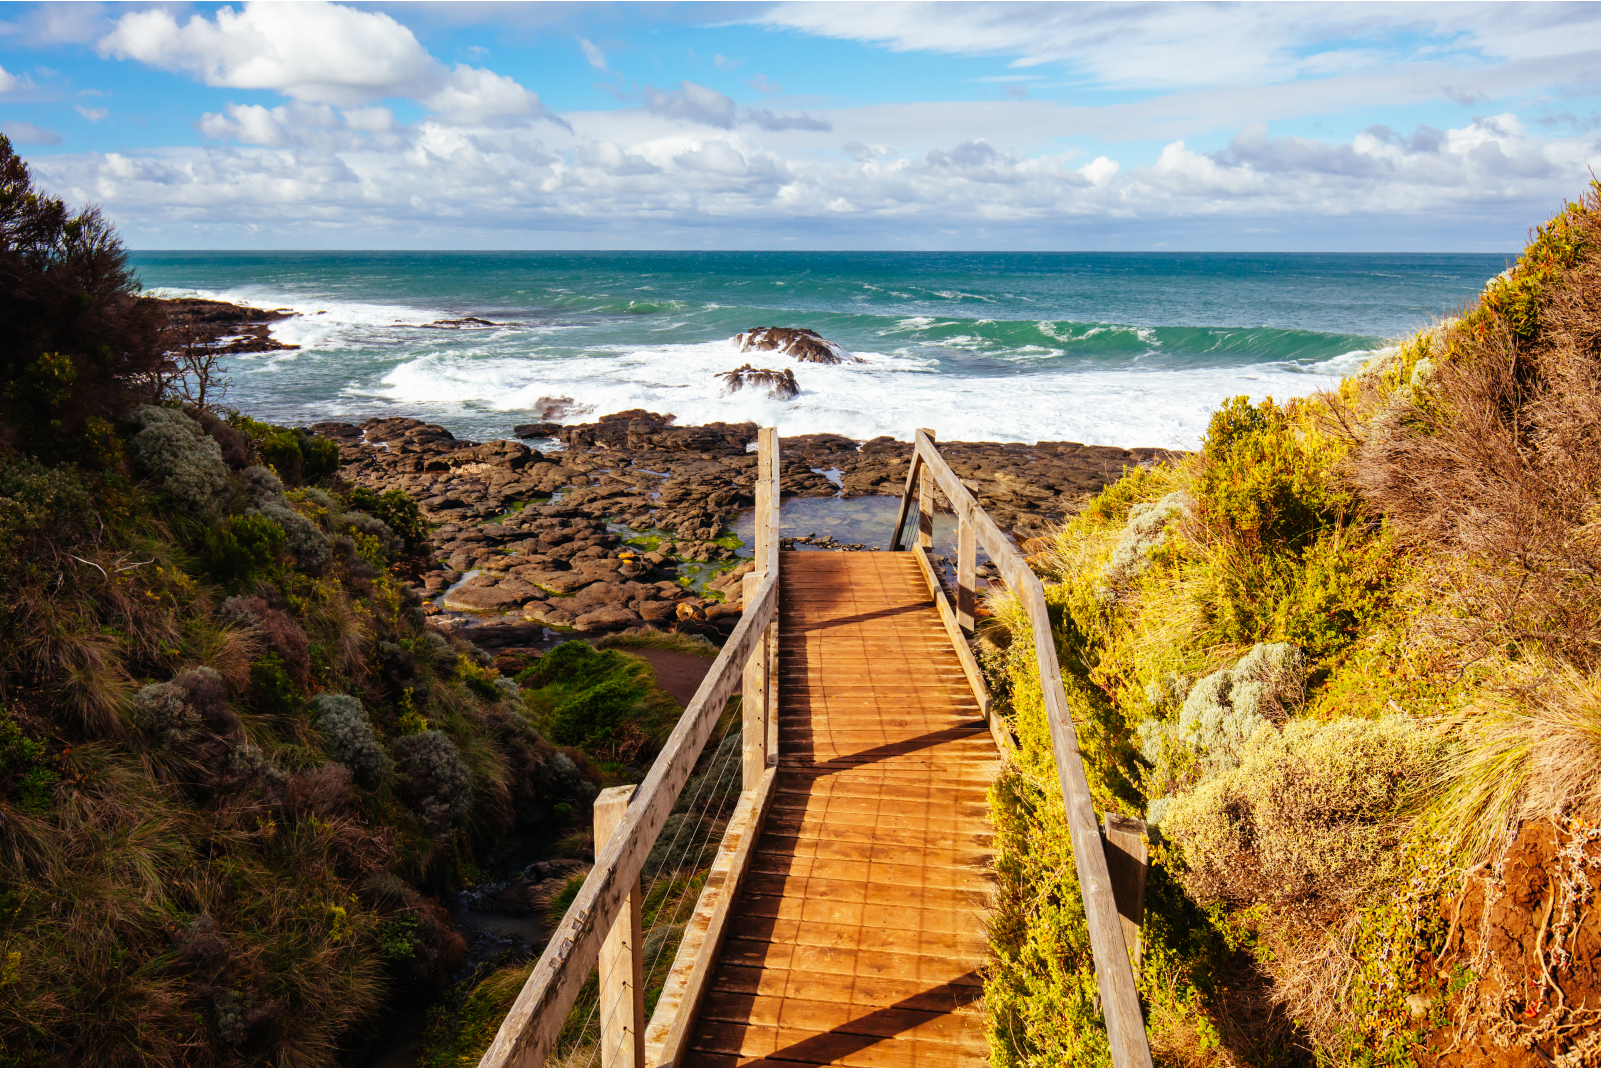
(0, 133), (682, 1067)
(981, 183), (1601, 1067)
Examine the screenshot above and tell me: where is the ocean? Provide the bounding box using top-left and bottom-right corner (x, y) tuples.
(131, 250), (1508, 450)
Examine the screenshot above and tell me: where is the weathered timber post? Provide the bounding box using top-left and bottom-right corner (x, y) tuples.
(1102, 813), (1148, 970)
(744, 428), (780, 789)
(740, 570), (768, 789)
(956, 513), (977, 635)
(917, 428), (935, 551)
(595, 786), (645, 1068)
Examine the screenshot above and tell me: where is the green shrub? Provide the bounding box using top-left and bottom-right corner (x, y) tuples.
(392, 730), (473, 836)
(1161, 716), (1442, 906)
(347, 485), (428, 556)
(201, 513), (286, 589)
(250, 652), (299, 716)
(1196, 396), (1351, 551)
(0, 707), (56, 811)
(253, 501), (329, 572)
(309, 693), (392, 788)
(127, 405), (230, 516)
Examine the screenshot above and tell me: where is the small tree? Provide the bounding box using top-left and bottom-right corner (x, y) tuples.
(0, 133), (166, 454)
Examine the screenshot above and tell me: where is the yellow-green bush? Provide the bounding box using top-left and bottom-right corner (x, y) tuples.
(984, 180), (1601, 1068)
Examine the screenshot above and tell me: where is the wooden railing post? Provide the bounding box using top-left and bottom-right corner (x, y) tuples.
(956, 514), (976, 635)
(740, 572), (768, 789)
(917, 428), (935, 551)
(594, 786), (645, 1068)
(744, 428), (780, 789)
(1103, 814), (1148, 970)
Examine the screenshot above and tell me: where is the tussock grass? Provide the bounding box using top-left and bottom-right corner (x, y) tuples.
(1429, 665), (1601, 864)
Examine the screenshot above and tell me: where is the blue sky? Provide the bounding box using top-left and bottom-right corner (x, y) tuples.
(1, 1), (1598, 250)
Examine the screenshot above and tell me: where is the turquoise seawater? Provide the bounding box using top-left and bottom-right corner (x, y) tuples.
(130, 251), (1507, 448)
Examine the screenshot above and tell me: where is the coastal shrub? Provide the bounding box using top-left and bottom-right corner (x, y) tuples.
(127, 405), (230, 516)
(1349, 182), (1601, 670)
(0, 706), (56, 811)
(393, 729), (473, 835)
(250, 652), (299, 716)
(1197, 396), (1351, 551)
(347, 485), (429, 556)
(201, 513), (286, 589)
(1095, 490), (1194, 601)
(240, 464), (285, 503)
(310, 693), (392, 788)
(0, 454), (94, 561)
(131, 680), (202, 745)
(1162, 715), (1441, 905)
(253, 500), (330, 572)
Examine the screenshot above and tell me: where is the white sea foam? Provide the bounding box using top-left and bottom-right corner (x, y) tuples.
(150, 286), (1379, 450)
(362, 336), (1361, 450)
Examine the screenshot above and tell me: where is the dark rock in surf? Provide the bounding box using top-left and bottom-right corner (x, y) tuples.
(733, 327), (857, 365)
(426, 317), (499, 328)
(716, 364), (800, 400)
(514, 422), (562, 439)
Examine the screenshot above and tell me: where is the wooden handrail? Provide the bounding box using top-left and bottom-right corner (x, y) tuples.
(479, 430), (783, 1068)
(890, 430), (1153, 1068)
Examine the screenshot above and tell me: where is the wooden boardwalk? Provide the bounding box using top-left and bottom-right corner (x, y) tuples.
(681, 551), (1000, 1068)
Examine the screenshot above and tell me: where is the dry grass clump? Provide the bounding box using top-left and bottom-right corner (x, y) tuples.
(1430, 665), (1601, 864)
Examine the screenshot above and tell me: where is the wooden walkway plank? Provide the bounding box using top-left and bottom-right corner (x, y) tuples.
(681, 552), (999, 1068)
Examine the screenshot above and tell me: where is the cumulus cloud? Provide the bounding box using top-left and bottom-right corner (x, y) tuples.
(642, 80), (736, 128)
(98, 0), (561, 127)
(23, 92), (1601, 246)
(74, 104), (109, 122)
(1, 120), (63, 145)
(747, 73), (782, 95)
(714, 54), (744, 71)
(576, 138), (660, 176)
(0, 64), (14, 94)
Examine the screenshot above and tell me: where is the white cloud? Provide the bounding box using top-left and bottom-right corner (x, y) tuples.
(33, 108), (1596, 247)
(75, 104), (109, 122)
(98, 0), (558, 127)
(746, 73), (783, 95)
(0, 64), (15, 93)
(714, 54), (744, 71)
(745, 109), (831, 132)
(99, 1), (434, 105)
(755, 1), (1601, 92)
(1, 120), (63, 145)
(642, 81), (736, 128)
(579, 37), (608, 72)
(1079, 155), (1118, 186)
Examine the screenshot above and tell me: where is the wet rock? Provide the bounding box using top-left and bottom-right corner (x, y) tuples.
(717, 364), (800, 400)
(733, 326), (858, 365)
(575, 606), (641, 630)
(425, 316), (498, 328)
(154, 297), (300, 355)
(514, 422), (562, 439)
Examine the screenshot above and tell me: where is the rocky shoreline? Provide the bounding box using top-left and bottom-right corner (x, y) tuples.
(146, 296), (1181, 650)
(308, 410), (1180, 654)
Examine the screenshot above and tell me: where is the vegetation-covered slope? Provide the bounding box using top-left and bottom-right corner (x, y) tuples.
(982, 183), (1601, 1067)
(0, 133), (676, 1067)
